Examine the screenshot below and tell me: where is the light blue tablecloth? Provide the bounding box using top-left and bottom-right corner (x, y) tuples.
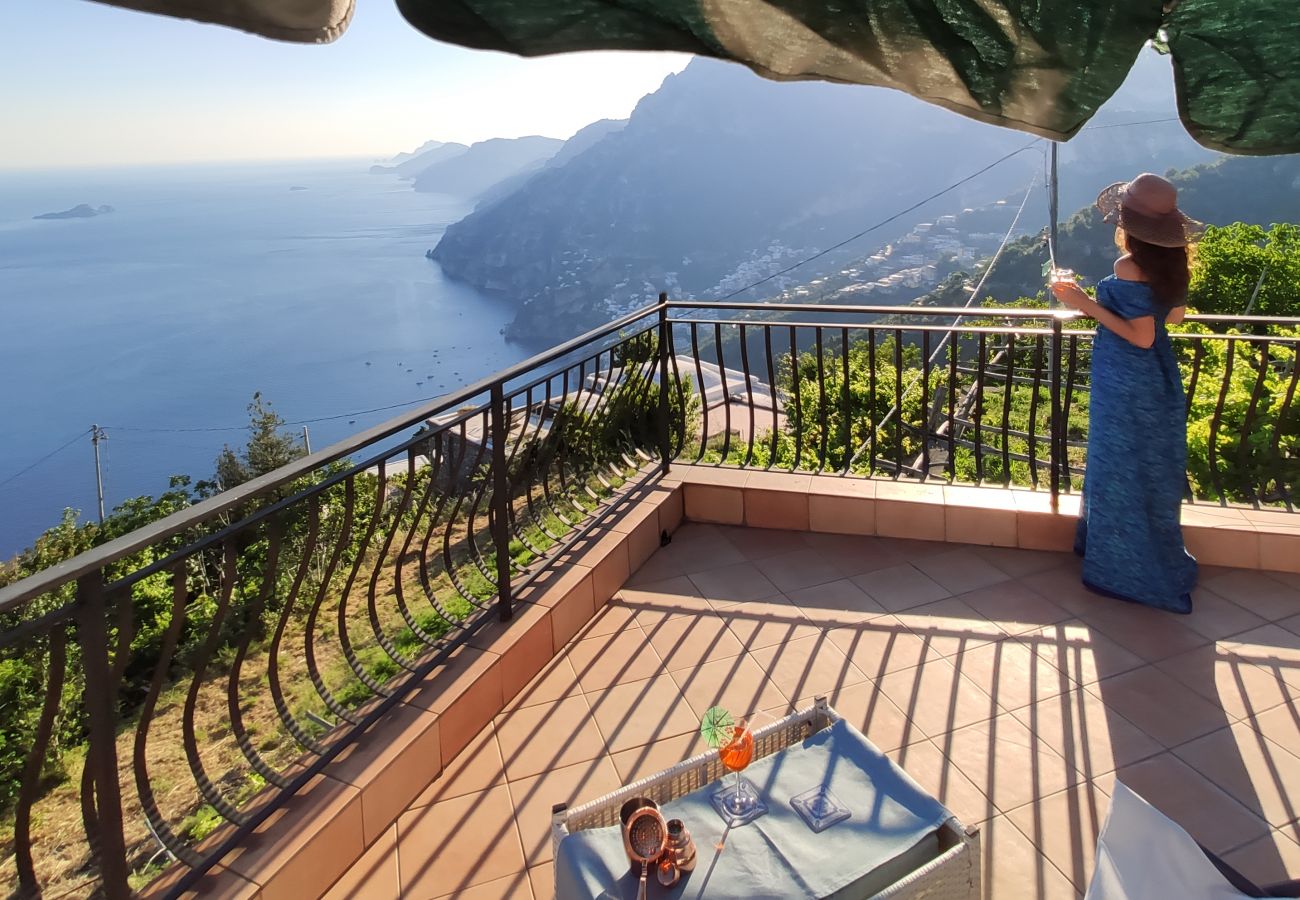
(555, 718), (950, 899)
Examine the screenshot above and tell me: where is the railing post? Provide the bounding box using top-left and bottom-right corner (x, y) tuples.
(77, 572), (131, 899)
(657, 292), (672, 476)
(490, 383), (513, 621)
(1049, 316), (1063, 513)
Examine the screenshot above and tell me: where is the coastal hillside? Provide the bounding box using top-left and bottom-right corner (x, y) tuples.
(430, 52), (1217, 345)
(411, 135), (563, 199)
(369, 140), (468, 178)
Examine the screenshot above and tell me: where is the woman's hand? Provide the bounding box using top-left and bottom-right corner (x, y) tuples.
(1050, 281), (1092, 312)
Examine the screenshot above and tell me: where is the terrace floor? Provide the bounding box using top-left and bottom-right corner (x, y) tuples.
(326, 522), (1300, 899)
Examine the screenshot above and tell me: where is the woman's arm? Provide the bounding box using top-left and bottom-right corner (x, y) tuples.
(1050, 282), (1157, 349)
(1167, 305), (1186, 325)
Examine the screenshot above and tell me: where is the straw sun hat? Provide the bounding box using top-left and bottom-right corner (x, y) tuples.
(1096, 173), (1202, 248)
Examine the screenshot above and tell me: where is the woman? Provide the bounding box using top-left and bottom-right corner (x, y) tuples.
(1050, 173), (1199, 614)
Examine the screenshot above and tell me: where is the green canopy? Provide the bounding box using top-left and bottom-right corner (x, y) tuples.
(393, 0), (1299, 155)
(92, 0), (1298, 154)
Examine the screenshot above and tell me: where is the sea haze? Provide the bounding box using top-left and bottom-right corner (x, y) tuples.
(0, 160), (527, 558)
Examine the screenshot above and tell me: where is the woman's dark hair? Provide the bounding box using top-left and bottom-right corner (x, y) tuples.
(1115, 228), (1192, 307)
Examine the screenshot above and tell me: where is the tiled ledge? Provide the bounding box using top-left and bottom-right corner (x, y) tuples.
(677, 464), (1299, 575)
(149, 478), (685, 900)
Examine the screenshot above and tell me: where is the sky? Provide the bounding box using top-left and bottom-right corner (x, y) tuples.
(3, 1), (691, 169)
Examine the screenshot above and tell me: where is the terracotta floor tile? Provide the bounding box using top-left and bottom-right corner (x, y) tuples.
(528, 863), (555, 900)
(784, 577), (888, 626)
(669, 653), (790, 719)
(800, 533), (905, 576)
(1222, 625), (1300, 692)
(1248, 703), (1300, 759)
(1157, 645), (1298, 722)
(508, 755), (622, 866)
(494, 694), (606, 781)
(410, 723), (505, 809)
(912, 548), (1012, 595)
(752, 547), (845, 592)
(938, 712), (1084, 816)
(1077, 602), (1210, 663)
(1204, 570), (1300, 622)
(717, 525), (812, 560)
(952, 639), (1071, 714)
(609, 730), (710, 785)
(894, 596), (1007, 659)
(1113, 752), (1271, 855)
(323, 824), (400, 900)
(585, 673), (698, 754)
(979, 815), (1081, 900)
(1004, 782), (1111, 893)
(957, 581), (1072, 636)
(1184, 587), (1269, 641)
(503, 654), (581, 712)
(1025, 620), (1145, 686)
(797, 681), (920, 753)
(888, 739), (994, 827)
(1021, 566), (1106, 618)
(877, 658), (999, 739)
(1011, 688), (1162, 781)
(625, 524), (745, 583)
(686, 560), (781, 604)
(1087, 664), (1230, 749)
(874, 537), (953, 560)
(616, 576), (714, 630)
(824, 619), (934, 679)
(976, 546), (1074, 579)
(851, 563), (951, 612)
(714, 594), (824, 650)
(1174, 723), (1300, 833)
(641, 612), (743, 672)
(397, 783), (526, 898)
(579, 600), (641, 639)
(431, 870), (534, 900)
(748, 633), (869, 701)
(1220, 829), (1300, 890)
(562, 627), (664, 692)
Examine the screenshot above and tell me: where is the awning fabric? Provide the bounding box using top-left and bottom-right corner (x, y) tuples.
(89, 0), (1299, 155)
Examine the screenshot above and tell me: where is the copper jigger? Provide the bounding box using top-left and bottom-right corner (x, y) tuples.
(665, 818), (697, 873)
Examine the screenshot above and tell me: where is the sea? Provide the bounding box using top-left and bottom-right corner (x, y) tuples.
(0, 159), (530, 560)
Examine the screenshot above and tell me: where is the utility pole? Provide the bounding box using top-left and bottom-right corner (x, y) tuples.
(91, 425), (107, 525)
(302, 425), (312, 453)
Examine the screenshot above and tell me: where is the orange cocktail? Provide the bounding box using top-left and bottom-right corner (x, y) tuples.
(719, 726), (754, 773)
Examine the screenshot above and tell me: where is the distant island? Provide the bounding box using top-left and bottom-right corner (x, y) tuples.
(289, 186), (308, 191)
(34, 204), (115, 220)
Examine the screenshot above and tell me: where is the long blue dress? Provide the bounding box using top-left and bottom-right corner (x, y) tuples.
(1075, 275), (1198, 613)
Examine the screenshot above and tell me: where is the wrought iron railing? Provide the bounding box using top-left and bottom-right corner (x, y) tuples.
(0, 296), (1295, 898)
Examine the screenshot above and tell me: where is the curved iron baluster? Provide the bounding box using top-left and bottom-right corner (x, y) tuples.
(946, 333), (958, 481)
(814, 327), (827, 472)
(1235, 340), (1272, 504)
(225, 519), (291, 790)
(763, 325), (779, 469)
(1266, 342), (1300, 507)
(791, 325), (804, 471)
(414, 432), (470, 631)
(266, 502), (331, 753)
(1061, 334), (1082, 491)
(442, 418), (492, 607)
(739, 324), (756, 467)
(133, 563), (204, 866)
(975, 333), (987, 482)
(1001, 334), (1016, 480)
(14, 626), (69, 894)
(920, 330), (931, 479)
(1027, 334), (1045, 488)
(715, 323), (734, 465)
(332, 465), (396, 698)
(840, 327), (852, 474)
(691, 323), (710, 461)
(1208, 337), (1237, 500)
(867, 328), (877, 474)
(462, 410), (501, 594)
(893, 330), (904, 476)
(364, 453), (421, 674)
(395, 448), (453, 646)
(668, 323), (689, 459)
(181, 541), (247, 825)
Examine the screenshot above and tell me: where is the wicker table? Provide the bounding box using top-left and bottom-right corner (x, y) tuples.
(552, 698), (980, 899)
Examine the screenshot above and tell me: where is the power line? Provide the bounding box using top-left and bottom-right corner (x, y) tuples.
(106, 393), (450, 435)
(1079, 116), (1181, 131)
(703, 138), (1044, 306)
(0, 429), (91, 490)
